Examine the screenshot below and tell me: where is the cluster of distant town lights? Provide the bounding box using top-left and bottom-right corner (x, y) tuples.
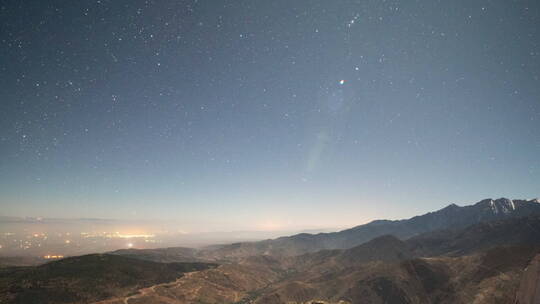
(0, 231), (156, 259)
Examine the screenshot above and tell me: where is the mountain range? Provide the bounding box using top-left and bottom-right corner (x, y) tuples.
(115, 198), (540, 261)
(101, 214), (540, 304)
(1, 197), (540, 304)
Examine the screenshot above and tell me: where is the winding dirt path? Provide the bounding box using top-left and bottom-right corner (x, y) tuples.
(93, 271), (199, 304)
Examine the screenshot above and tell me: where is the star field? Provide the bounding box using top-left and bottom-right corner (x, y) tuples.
(1, 0), (539, 231)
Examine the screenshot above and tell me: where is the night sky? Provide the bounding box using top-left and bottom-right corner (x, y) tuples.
(1, 1), (539, 232)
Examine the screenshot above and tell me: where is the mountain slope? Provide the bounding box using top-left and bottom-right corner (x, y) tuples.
(0, 254), (215, 304)
(92, 255), (289, 304)
(516, 253), (540, 304)
(408, 215), (540, 256)
(110, 247), (202, 263)
(292, 215), (540, 270)
(255, 246), (540, 304)
(252, 216), (540, 304)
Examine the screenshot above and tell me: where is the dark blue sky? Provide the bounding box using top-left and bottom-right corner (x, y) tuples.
(1, 0), (539, 231)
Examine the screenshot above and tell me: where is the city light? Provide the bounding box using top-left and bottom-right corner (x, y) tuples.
(43, 255), (64, 259)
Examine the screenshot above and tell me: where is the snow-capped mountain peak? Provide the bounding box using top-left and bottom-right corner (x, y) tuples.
(480, 198), (517, 215)
(492, 198), (514, 214)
